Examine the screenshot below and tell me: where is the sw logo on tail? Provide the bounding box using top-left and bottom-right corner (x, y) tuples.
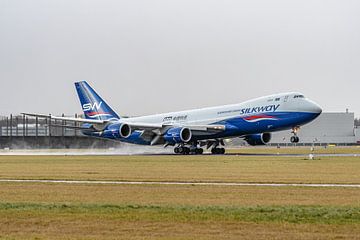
(83, 102), (103, 112)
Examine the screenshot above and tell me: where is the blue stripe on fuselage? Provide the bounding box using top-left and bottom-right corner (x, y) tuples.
(200, 111), (321, 140)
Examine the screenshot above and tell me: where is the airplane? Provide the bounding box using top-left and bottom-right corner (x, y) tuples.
(23, 81), (322, 155)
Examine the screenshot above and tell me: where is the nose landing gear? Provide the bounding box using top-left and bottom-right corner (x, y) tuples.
(290, 136), (299, 143)
(290, 126), (300, 143)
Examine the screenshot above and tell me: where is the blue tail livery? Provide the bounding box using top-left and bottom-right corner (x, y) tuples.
(75, 81), (120, 121)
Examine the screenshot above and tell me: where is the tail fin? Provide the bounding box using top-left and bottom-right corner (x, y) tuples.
(75, 81), (120, 120)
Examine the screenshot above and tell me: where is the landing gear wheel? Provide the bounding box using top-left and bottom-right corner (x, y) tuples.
(195, 148), (204, 155)
(290, 126), (300, 143)
(174, 147), (179, 154)
(174, 146), (195, 155)
(220, 148), (225, 154)
(211, 148), (225, 155)
(184, 147), (190, 155)
(290, 136), (300, 143)
(211, 148), (216, 154)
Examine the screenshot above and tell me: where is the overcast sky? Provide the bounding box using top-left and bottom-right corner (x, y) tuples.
(0, 0), (359, 117)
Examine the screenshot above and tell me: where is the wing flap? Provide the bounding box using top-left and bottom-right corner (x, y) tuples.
(184, 124), (226, 131)
(127, 122), (225, 133)
(127, 122), (163, 131)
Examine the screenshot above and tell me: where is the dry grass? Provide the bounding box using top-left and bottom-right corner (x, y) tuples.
(0, 151), (359, 239)
(227, 146), (360, 155)
(0, 203), (359, 240)
(0, 155), (359, 184)
(1, 214), (358, 240)
(0, 183), (359, 207)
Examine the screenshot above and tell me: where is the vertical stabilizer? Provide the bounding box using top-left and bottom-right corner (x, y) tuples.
(75, 81), (120, 120)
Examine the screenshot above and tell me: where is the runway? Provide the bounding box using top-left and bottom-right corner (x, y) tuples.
(0, 149), (358, 157)
(1, 179), (359, 188)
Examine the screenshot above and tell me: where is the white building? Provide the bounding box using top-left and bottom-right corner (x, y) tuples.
(271, 112), (356, 144)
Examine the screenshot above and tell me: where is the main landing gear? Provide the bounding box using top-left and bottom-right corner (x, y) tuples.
(208, 139), (226, 155)
(174, 144), (203, 155)
(173, 140), (226, 155)
(211, 147), (225, 155)
(290, 126), (300, 143)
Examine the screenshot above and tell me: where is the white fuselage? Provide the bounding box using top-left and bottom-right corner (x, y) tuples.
(122, 92), (322, 128)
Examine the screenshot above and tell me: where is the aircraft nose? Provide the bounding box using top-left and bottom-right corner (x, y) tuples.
(306, 100), (322, 114)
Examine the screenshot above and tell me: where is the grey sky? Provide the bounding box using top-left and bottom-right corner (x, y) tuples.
(0, 0), (359, 117)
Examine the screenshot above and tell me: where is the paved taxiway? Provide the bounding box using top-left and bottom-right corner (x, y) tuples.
(0, 149), (358, 157)
(1, 179), (359, 188)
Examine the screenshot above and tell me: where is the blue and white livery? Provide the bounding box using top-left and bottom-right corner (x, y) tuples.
(24, 81), (322, 154)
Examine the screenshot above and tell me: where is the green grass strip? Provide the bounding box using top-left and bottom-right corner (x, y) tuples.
(0, 202), (359, 225)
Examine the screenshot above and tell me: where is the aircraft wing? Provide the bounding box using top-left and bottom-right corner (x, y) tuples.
(182, 124), (226, 131)
(127, 122), (225, 132)
(21, 113), (109, 124)
(124, 122), (226, 145)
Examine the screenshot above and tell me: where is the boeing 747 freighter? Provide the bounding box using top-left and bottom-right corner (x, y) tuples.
(24, 81), (322, 154)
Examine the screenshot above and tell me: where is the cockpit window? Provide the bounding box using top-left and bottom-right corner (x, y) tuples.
(294, 95), (305, 98)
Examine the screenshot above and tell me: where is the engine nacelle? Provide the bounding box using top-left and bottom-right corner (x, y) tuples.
(103, 123), (132, 139)
(163, 127), (192, 144)
(244, 132), (272, 146)
(118, 123), (131, 138)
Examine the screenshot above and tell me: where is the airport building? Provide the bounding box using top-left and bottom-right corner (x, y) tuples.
(270, 112), (358, 145)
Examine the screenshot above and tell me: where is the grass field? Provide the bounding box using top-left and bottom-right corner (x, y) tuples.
(1, 203), (359, 240)
(0, 147), (359, 239)
(0, 155), (359, 184)
(227, 146), (360, 155)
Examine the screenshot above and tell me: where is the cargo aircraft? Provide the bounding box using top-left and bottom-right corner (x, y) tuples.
(23, 81), (322, 154)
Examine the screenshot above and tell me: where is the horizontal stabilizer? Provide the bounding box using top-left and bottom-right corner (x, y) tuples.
(45, 124), (95, 131)
(21, 113), (108, 124)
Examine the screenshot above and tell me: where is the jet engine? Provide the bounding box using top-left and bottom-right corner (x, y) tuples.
(244, 132), (271, 146)
(103, 123), (132, 139)
(118, 123), (132, 138)
(163, 127), (192, 144)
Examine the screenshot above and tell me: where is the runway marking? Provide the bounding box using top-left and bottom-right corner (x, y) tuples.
(0, 179), (359, 188)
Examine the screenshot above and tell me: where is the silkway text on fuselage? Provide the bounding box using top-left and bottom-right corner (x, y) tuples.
(240, 104), (280, 115)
